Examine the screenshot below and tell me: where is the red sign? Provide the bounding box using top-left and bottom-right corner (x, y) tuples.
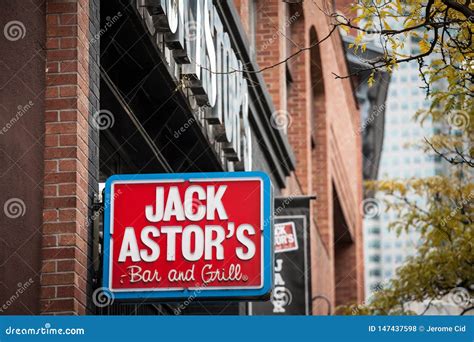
(103, 172), (272, 300)
(274, 222), (298, 253)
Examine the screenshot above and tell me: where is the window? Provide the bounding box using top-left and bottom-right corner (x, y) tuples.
(369, 255), (381, 262)
(369, 240), (381, 248)
(369, 269), (382, 277)
(369, 227), (381, 234)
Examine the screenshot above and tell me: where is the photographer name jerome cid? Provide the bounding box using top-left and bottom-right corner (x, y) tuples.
(426, 325), (467, 333)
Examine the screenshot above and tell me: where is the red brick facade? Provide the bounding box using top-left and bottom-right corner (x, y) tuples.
(235, 0), (364, 313)
(40, 0), (92, 314)
(0, 0), (363, 315)
(35, 0), (363, 315)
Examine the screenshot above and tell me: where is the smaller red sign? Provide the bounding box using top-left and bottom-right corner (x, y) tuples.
(274, 222), (298, 253)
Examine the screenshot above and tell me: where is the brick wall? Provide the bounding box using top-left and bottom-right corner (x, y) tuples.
(234, 0), (364, 310)
(287, 6), (312, 194)
(253, 0), (286, 111)
(40, 0), (93, 315)
(0, 0), (46, 314)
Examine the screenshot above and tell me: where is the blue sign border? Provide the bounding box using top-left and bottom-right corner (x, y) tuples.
(102, 171), (273, 301)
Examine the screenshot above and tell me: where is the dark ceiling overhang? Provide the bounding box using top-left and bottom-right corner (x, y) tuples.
(100, 0), (225, 175)
(101, 0), (296, 188)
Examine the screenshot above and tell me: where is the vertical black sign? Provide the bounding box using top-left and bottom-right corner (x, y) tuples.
(249, 197), (312, 315)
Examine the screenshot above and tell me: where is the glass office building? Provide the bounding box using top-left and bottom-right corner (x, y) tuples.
(363, 35), (445, 298)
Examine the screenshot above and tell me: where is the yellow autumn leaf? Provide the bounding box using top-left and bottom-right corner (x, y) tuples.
(340, 25), (350, 34)
(419, 39), (431, 53)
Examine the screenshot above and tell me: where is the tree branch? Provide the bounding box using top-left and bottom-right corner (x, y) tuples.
(424, 138), (474, 168)
(460, 306), (474, 315)
(442, 0), (474, 22)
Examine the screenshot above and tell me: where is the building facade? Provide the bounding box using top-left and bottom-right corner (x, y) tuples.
(0, 0), (363, 315)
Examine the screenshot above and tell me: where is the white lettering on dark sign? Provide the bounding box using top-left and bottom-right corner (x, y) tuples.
(141, 0), (252, 171)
